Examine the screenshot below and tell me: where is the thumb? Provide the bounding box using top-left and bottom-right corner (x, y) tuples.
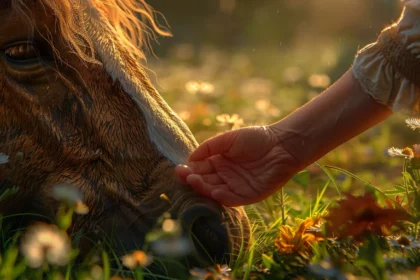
(189, 130), (239, 162)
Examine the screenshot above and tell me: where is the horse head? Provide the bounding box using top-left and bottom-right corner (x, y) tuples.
(0, 0), (250, 266)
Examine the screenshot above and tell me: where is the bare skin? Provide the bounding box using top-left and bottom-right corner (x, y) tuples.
(176, 70), (393, 207)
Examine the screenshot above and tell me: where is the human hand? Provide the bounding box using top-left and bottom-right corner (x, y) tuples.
(175, 126), (301, 207)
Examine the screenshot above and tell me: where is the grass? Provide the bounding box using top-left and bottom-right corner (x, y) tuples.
(2, 153), (420, 279)
(2, 44), (420, 279)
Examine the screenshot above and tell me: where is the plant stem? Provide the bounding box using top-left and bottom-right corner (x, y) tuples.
(403, 159), (410, 203)
(280, 188), (285, 225)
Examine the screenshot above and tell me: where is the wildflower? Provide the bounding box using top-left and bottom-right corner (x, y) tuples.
(185, 80), (215, 95)
(162, 219), (180, 233)
(388, 147), (414, 159)
(275, 218), (323, 254)
(20, 223), (71, 268)
(121, 250), (153, 269)
(324, 193), (409, 240)
(308, 74), (331, 88)
(52, 184), (89, 214)
(216, 114), (244, 130)
(52, 184), (83, 205)
(90, 265), (104, 280)
(75, 201), (89, 215)
(151, 236), (192, 257)
(185, 80), (201, 94)
(0, 153), (8, 164)
(200, 82), (215, 94)
(178, 110), (191, 121)
(388, 235), (420, 250)
(385, 196), (411, 211)
(406, 118), (420, 131)
(190, 264), (231, 280)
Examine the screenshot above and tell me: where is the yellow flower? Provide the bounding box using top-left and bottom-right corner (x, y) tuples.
(75, 201), (89, 215)
(121, 250), (153, 269)
(275, 218), (323, 254)
(20, 223), (71, 268)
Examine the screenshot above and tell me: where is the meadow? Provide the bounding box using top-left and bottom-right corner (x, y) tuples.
(1, 0), (420, 279)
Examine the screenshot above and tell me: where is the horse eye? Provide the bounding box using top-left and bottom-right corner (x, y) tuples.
(4, 43), (44, 63)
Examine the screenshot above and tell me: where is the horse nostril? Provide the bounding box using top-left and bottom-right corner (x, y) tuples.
(180, 205), (230, 267)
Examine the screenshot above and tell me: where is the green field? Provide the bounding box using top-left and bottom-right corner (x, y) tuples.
(2, 1), (420, 279)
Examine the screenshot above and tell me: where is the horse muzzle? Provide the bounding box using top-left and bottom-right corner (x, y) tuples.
(178, 204), (231, 266)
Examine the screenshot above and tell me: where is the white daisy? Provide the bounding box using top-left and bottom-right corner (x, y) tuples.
(406, 118), (420, 131)
(387, 147), (414, 159)
(20, 223), (71, 268)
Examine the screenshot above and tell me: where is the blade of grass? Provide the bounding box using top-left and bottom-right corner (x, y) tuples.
(324, 165), (388, 199)
(315, 163), (341, 198)
(312, 180), (330, 217)
(102, 251), (111, 280)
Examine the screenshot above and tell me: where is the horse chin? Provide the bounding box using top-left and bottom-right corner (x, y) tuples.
(88, 203), (240, 268)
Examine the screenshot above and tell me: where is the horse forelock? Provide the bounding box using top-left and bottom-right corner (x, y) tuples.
(10, 0), (198, 164)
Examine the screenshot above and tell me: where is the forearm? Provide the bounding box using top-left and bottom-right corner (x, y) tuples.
(269, 68), (392, 169)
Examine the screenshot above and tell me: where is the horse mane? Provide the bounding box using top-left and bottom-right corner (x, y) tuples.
(11, 0), (171, 64)
(11, 0), (197, 164)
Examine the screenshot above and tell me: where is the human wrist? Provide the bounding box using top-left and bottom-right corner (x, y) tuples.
(267, 122), (308, 170)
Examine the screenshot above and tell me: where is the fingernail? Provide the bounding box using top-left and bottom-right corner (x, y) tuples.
(176, 164), (192, 172)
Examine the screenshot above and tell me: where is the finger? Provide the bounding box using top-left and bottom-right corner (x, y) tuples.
(186, 174), (208, 196)
(186, 174), (228, 198)
(188, 160), (215, 175)
(175, 165), (192, 183)
(201, 174), (224, 185)
(189, 130), (238, 162)
(211, 189), (250, 207)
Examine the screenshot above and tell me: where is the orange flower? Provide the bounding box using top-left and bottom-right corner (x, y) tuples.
(275, 218), (323, 254)
(325, 194), (409, 240)
(385, 196), (411, 211)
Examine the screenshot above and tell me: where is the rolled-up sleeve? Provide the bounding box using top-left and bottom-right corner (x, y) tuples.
(352, 0), (420, 115)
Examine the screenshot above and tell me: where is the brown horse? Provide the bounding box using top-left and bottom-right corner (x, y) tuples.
(0, 0), (250, 266)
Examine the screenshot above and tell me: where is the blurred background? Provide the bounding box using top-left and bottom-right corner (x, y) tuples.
(146, 0), (413, 190)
